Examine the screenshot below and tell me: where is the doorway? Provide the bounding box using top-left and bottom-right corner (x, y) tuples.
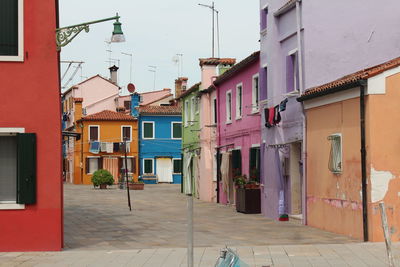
(157, 158), (173, 183)
(289, 142), (302, 217)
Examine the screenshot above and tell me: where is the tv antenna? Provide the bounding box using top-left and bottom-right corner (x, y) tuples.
(198, 2), (220, 58)
(148, 65), (157, 91)
(122, 52), (133, 83)
(172, 53), (184, 77)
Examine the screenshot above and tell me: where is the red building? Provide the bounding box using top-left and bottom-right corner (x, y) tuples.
(0, 0), (63, 251)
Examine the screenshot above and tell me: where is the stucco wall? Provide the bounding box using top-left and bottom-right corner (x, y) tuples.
(306, 97), (363, 239)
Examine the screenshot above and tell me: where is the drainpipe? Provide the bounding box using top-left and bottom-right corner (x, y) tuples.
(359, 79), (368, 242)
(295, 0), (307, 225)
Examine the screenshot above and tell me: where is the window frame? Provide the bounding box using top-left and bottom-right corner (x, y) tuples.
(121, 125), (132, 142)
(226, 90), (232, 124)
(212, 96), (217, 124)
(252, 74), (260, 113)
(190, 97), (195, 125)
(172, 158), (182, 174)
(287, 49), (299, 93)
(184, 100), (189, 127)
(87, 156), (100, 175)
(236, 83), (243, 120)
(120, 156), (135, 174)
(0, 127), (25, 210)
(142, 121), (155, 139)
(171, 122), (182, 140)
(0, 0), (24, 62)
(328, 133), (342, 174)
(260, 4), (268, 33)
(88, 125), (100, 142)
(143, 158), (154, 174)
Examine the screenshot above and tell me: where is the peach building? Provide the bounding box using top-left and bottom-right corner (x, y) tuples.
(298, 57), (400, 241)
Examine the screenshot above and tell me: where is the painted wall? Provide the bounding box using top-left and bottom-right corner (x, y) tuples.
(0, 0), (62, 251)
(139, 115), (182, 184)
(217, 59), (261, 203)
(74, 120), (139, 185)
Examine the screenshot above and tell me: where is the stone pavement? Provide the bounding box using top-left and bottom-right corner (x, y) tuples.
(64, 184), (355, 250)
(0, 243), (399, 266)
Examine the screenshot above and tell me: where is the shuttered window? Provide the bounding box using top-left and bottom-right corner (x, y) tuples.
(0, 133), (36, 205)
(173, 159), (182, 174)
(328, 134), (342, 173)
(121, 157), (136, 173)
(249, 147), (260, 182)
(143, 122), (154, 139)
(122, 126), (131, 142)
(89, 126), (99, 141)
(0, 0), (23, 61)
(172, 122), (182, 139)
(143, 159), (153, 174)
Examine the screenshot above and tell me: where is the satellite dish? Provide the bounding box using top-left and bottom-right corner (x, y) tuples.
(127, 83), (136, 93)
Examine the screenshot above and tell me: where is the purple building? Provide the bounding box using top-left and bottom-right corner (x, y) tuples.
(259, 0), (400, 222)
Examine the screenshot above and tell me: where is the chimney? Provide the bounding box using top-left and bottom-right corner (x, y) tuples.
(174, 77), (188, 98)
(109, 65), (119, 85)
(199, 58), (235, 88)
(73, 98), (83, 122)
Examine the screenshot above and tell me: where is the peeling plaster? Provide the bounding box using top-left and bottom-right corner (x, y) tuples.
(370, 167), (395, 203)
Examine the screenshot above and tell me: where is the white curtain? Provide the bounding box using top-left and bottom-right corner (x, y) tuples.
(183, 152), (192, 194)
(220, 152), (230, 193)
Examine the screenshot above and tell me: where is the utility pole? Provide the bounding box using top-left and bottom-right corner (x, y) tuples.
(198, 2), (220, 57)
(124, 137), (132, 211)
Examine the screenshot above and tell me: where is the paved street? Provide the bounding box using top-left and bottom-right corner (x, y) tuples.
(64, 184), (355, 250)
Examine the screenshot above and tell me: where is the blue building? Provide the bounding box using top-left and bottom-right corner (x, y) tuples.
(135, 105), (182, 184)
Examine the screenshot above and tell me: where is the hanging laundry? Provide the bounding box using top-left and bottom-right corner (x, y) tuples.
(279, 98), (288, 112)
(126, 142), (130, 153)
(113, 142), (120, 152)
(273, 105), (281, 124)
(100, 142), (107, 152)
(264, 108), (272, 128)
(89, 141), (100, 154)
(106, 142), (113, 153)
(268, 107), (275, 125)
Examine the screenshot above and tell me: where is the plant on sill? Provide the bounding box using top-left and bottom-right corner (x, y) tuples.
(92, 169), (114, 189)
(234, 174), (247, 189)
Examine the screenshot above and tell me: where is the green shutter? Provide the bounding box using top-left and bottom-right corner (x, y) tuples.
(0, 0), (18, 56)
(144, 160), (152, 173)
(143, 123), (153, 138)
(17, 133), (36, 205)
(173, 123), (182, 138)
(173, 159), (182, 173)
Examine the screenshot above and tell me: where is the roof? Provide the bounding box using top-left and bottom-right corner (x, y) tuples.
(274, 0), (298, 17)
(139, 88), (173, 106)
(138, 105), (181, 115)
(175, 82), (201, 100)
(212, 51), (260, 87)
(78, 110), (136, 122)
(199, 58), (236, 67)
(62, 75), (119, 96)
(298, 56), (400, 101)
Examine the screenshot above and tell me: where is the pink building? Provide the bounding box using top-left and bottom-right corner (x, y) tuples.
(212, 52), (261, 205)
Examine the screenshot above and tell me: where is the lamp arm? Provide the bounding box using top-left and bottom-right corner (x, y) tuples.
(56, 15), (120, 49)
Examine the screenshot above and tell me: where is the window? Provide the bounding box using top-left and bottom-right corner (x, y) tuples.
(260, 6), (268, 31)
(86, 157), (100, 174)
(231, 149), (242, 178)
(249, 146), (261, 182)
(0, 0), (23, 61)
(124, 101), (131, 110)
(89, 125), (99, 141)
(195, 97), (199, 114)
(0, 130), (36, 207)
(286, 50), (299, 93)
(143, 159), (154, 174)
(173, 159), (182, 174)
(236, 84), (243, 119)
(184, 100), (189, 126)
(172, 122), (182, 139)
(190, 97), (195, 123)
(143, 122), (154, 139)
(212, 97), (217, 124)
(121, 157), (135, 173)
(263, 66), (268, 99)
(328, 134), (342, 173)
(121, 126), (132, 142)
(252, 74), (260, 113)
(226, 91), (232, 123)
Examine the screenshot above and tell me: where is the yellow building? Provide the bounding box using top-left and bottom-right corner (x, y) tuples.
(73, 109), (139, 185)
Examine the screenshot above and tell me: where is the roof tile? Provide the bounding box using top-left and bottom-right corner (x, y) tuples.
(79, 110), (135, 121)
(138, 105), (181, 115)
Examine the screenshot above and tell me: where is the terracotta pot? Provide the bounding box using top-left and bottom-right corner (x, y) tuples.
(99, 184), (107, 189)
(128, 183), (144, 190)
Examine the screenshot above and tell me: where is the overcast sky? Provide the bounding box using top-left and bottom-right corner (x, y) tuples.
(59, 0), (259, 95)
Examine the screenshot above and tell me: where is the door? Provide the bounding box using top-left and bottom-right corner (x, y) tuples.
(289, 142), (302, 216)
(157, 158), (173, 183)
(103, 157), (119, 184)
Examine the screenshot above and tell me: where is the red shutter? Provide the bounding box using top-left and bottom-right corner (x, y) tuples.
(85, 157), (89, 174)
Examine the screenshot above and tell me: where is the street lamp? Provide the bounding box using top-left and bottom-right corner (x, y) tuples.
(56, 13), (125, 50)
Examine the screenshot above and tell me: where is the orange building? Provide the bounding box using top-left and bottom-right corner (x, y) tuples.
(73, 104), (139, 185)
(298, 57), (400, 241)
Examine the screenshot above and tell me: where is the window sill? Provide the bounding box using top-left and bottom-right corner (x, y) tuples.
(235, 117), (242, 121)
(0, 203), (25, 210)
(171, 138), (182, 140)
(225, 121), (232, 125)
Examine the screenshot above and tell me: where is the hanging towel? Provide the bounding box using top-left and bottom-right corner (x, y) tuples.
(279, 98), (288, 112)
(119, 142), (126, 153)
(264, 108), (272, 128)
(113, 142), (120, 152)
(100, 142), (107, 152)
(106, 142), (113, 153)
(273, 105), (281, 124)
(89, 141), (100, 154)
(126, 142), (130, 153)
(268, 107), (275, 125)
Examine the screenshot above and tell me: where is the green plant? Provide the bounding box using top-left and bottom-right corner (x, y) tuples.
(91, 169), (114, 186)
(234, 175), (247, 188)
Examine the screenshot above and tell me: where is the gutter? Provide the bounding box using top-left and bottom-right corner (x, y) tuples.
(297, 81), (361, 102)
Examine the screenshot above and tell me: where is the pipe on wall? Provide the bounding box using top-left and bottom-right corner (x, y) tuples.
(359, 79), (368, 242)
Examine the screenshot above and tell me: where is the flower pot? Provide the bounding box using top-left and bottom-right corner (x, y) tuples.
(99, 184), (107, 189)
(244, 184), (260, 189)
(128, 183), (144, 190)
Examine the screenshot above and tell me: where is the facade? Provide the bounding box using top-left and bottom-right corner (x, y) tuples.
(0, 0), (62, 251)
(73, 109), (139, 185)
(137, 106), (182, 184)
(259, 0), (400, 222)
(298, 57), (400, 242)
(212, 52), (261, 205)
(177, 83), (201, 196)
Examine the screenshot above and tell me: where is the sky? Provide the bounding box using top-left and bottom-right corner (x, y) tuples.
(59, 0), (260, 95)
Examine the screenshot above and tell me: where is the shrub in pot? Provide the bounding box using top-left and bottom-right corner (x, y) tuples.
(91, 169), (114, 189)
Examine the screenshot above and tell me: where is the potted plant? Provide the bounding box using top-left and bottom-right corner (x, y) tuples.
(92, 169), (114, 189)
(235, 174), (261, 214)
(234, 175), (246, 189)
(128, 177), (145, 190)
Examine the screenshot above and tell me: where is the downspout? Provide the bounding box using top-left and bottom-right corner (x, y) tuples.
(359, 79), (368, 242)
(295, 0), (307, 225)
(216, 83), (221, 203)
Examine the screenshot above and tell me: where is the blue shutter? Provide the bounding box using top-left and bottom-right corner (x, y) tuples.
(17, 133), (36, 204)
